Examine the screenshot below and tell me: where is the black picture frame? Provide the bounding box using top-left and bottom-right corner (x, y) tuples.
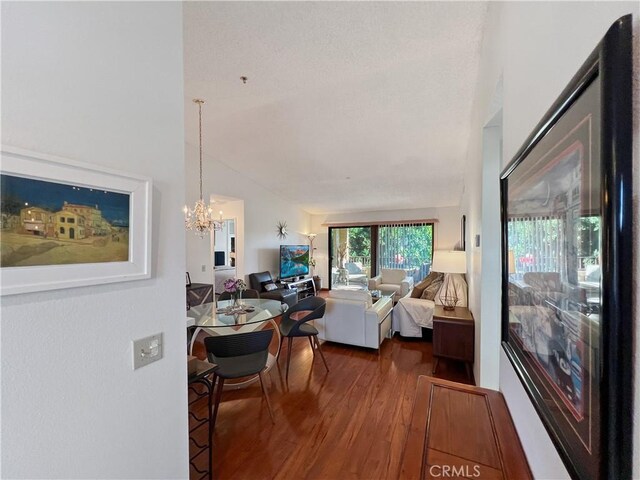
(500, 15), (632, 480)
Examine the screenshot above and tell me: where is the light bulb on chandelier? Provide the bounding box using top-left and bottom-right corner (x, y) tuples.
(184, 98), (223, 237)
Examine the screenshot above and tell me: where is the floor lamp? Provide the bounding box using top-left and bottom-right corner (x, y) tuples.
(431, 251), (467, 310)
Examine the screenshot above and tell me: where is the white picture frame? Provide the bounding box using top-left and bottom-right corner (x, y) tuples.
(1, 146), (152, 295)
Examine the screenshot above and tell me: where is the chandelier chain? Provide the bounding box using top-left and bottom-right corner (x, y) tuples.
(198, 99), (203, 201)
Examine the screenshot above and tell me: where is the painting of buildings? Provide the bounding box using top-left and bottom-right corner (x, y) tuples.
(1, 174), (130, 267)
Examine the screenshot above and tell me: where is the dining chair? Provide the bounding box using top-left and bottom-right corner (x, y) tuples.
(204, 330), (275, 430)
(279, 295), (328, 381)
(241, 289), (260, 299)
(217, 289), (260, 302)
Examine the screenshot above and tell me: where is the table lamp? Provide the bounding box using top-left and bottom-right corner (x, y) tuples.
(431, 250), (467, 310)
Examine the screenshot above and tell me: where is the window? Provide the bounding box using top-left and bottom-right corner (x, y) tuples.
(60, 227), (65, 234)
(67, 218), (75, 224)
(60, 217), (66, 223)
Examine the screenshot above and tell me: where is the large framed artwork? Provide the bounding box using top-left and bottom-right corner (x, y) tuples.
(1, 147), (152, 295)
(500, 15), (632, 480)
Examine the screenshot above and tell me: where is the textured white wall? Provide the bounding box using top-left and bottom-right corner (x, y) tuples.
(464, 2), (639, 478)
(185, 144), (311, 283)
(310, 206), (461, 287)
(1, 3), (188, 478)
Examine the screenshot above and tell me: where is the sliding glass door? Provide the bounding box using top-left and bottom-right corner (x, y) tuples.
(328, 226), (373, 289)
(328, 222), (434, 289)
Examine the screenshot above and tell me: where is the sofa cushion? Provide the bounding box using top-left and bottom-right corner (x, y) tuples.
(421, 277), (444, 301)
(522, 272), (561, 292)
(329, 289), (373, 307)
(263, 282), (278, 292)
(382, 268), (407, 284)
(411, 271), (443, 298)
(379, 283), (401, 290)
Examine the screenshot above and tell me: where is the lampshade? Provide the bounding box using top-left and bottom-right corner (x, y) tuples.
(431, 251), (467, 274)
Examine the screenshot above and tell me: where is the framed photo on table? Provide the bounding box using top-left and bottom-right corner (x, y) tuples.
(500, 15), (632, 480)
(1, 147), (152, 295)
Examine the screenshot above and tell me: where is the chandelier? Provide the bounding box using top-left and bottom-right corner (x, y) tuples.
(184, 98), (223, 237)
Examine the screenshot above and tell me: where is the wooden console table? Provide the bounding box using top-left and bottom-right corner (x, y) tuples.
(400, 376), (532, 480)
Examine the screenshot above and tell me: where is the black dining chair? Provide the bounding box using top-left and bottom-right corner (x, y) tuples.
(204, 330), (275, 430)
(241, 289), (260, 299)
(279, 296), (328, 381)
(217, 289), (260, 302)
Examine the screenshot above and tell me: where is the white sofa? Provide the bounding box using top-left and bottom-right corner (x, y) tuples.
(315, 289), (393, 350)
(368, 268), (414, 302)
(393, 273), (468, 337)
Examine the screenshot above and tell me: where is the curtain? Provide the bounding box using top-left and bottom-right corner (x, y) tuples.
(508, 216), (564, 278)
(377, 222), (433, 282)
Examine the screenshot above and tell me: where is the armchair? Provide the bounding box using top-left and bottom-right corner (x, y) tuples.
(368, 268), (414, 302)
(315, 290), (393, 349)
(248, 271), (298, 307)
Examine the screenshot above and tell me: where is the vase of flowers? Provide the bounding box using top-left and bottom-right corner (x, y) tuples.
(224, 278), (247, 308)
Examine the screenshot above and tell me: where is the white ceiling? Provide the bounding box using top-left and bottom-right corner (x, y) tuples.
(184, 2), (488, 215)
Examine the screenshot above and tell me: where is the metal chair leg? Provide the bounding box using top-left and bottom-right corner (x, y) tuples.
(285, 336), (293, 381)
(314, 335), (329, 372)
(211, 376), (225, 432)
(308, 336), (316, 355)
(258, 371), (276, 424)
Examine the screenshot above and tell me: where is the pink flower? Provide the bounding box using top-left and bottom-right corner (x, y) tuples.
(224, 278), (247, 293)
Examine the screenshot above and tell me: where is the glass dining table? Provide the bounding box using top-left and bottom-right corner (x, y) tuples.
(187, 299), (286, 388)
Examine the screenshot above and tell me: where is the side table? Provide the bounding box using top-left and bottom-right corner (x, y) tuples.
(188, 359), (217, 480)
(432, 305), (474, 380)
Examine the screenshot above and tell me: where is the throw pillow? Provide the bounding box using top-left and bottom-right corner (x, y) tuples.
(410, 271), (443, 298)
(263, 282), (278, 292)
(421, 277), (444, 301)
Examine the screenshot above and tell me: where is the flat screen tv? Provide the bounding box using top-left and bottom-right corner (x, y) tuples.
(280, 245), (309, 279)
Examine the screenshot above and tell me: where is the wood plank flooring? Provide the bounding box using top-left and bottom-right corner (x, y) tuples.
(190, 332), (473, 480)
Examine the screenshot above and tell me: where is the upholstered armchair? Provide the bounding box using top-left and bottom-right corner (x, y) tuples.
(315, 290), (393, 349)
(368, 268), (414, 302)
(248, 271), (298, 307)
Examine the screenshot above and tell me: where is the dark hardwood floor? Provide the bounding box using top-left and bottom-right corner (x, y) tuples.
(190, 330), (473, 480)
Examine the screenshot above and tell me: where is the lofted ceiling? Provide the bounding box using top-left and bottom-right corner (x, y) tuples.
(184, 2), (488, 215)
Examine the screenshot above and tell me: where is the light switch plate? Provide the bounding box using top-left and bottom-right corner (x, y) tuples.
(132, 333), (163, 370)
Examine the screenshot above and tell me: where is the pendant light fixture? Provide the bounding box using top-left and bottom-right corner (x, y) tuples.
(184, 98), (222, 237)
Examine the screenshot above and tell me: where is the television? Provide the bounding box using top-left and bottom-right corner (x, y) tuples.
(279, 245), (310, 279)
(214, 251), (225, 266)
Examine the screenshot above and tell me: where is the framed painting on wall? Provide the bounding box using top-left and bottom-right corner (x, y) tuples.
(500, 15), (632, 480)
(1, 147), (152, 295)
